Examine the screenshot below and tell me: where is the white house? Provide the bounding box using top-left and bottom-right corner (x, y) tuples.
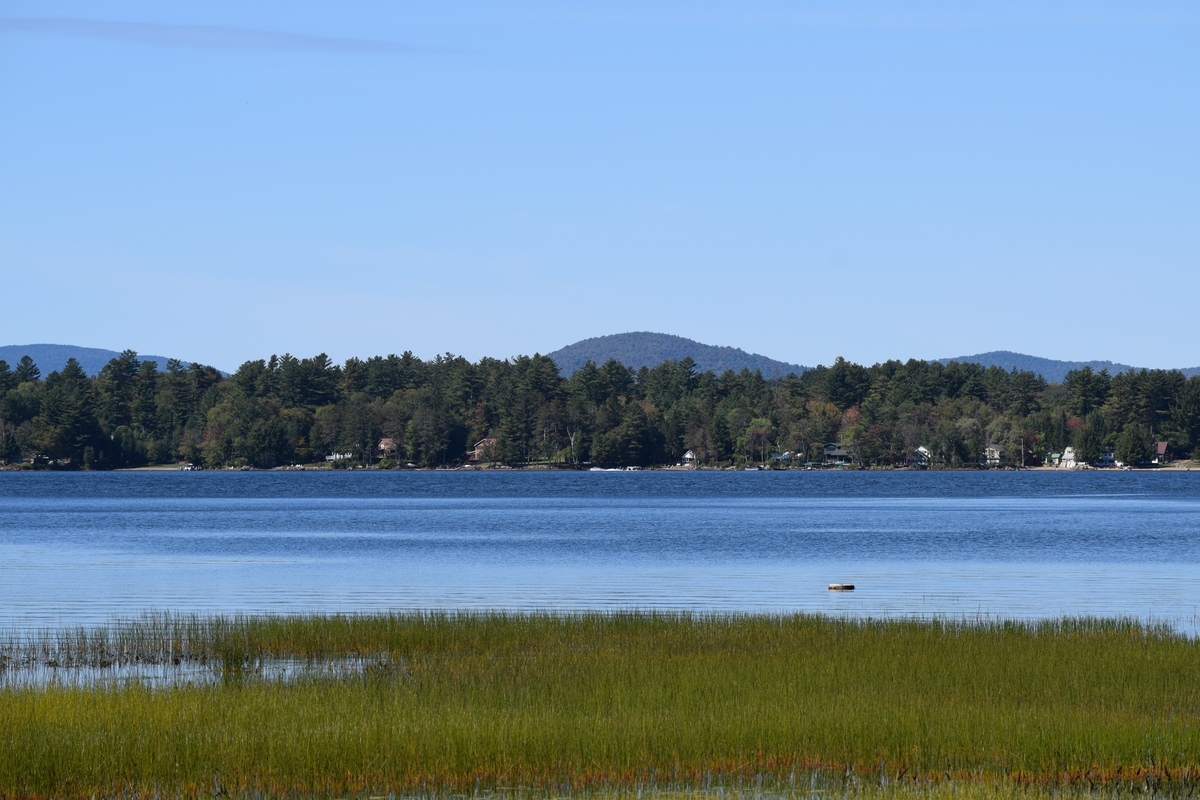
(984, 444), (1005, 466)
(1060, 447), (1079, 469)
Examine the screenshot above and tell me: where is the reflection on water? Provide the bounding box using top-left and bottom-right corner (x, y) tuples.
(0, 655), (399, 690)
(2, 471), (1198, 632)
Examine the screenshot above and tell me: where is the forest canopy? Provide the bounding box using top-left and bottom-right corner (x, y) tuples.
(1, 349), (1197, 469)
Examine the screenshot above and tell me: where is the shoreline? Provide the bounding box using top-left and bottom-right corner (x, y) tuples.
(38, 459), (1200, 473)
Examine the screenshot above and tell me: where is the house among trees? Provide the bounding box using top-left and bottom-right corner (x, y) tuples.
(681, 449), (698, 466)
(984, 444), (1005, 466)
(910, 446), (931, 467)
(823, 443), (851, 466)
(3, 346), (1198, 472)
(376, 438), (397, 459)
(1098, 447), (1117, 468)
(1060, 447), (1079, 469)
(469, 438), (497, 463)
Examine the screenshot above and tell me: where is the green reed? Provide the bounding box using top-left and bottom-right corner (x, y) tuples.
(2, 612), (1199, 799)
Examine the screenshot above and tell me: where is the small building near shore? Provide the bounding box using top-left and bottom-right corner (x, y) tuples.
(469, 438), (497, 462)
(984, 444), (1005, 466)
(1098, 447), (1118, 468)
(1060, 447), (1079, 469)
(823, 443), (851, 466)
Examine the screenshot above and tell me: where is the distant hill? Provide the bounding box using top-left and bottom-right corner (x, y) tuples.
(0, 344), (197, 377)
(547, 332), (808, 378)
(937, 350), (1200, 383)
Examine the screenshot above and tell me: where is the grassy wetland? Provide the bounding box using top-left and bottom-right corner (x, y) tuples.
(3, 612), (1200, 799)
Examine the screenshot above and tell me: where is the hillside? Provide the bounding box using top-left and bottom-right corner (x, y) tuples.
(546, 332), (808, 378)
(0, 344), (195, 377)
(937, 350), (1200, 383)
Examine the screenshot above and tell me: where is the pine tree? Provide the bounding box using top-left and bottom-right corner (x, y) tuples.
(14, 355), (40, 383)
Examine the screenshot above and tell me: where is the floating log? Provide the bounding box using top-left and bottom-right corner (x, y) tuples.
(828, 583), (855, 591)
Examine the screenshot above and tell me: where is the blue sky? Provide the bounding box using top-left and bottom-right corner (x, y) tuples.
(2, 1), (1197, 372)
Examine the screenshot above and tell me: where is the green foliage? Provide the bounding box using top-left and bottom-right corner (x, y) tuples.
(1169, 377), (1200, 454)
(1063, 366), (1110, 417)
(1071, 412), (1105, 465)
(34, 358), (102, 465)
(938, 350), (1140, 384)
(2, 347), (1200, 470)
(0, 344), (188, 378)
(14, 354), (39, 383)
(3, 612), (1200, 798)
(1114, 423), (1154, 466)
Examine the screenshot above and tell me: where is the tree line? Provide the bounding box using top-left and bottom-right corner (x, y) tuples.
(1, 349), (1198, 469)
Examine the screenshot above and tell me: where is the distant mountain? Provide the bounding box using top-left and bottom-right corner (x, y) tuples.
(0, 344), (197, 377)
(937, 350), (1200, 383)
(547, 332), (808, 378)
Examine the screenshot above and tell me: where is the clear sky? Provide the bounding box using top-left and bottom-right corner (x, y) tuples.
(2, 1), (1197, 373)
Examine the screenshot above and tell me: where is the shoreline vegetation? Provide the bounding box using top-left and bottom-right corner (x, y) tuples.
(1, 348), (1200, 472)
(95, 456), (1200, 472)
(4, 611), (1200, 798)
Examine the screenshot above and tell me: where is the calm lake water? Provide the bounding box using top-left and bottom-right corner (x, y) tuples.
(2, 471), (1198, 631)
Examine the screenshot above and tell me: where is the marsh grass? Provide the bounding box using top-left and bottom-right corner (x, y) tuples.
(3, 612), (1200, 799)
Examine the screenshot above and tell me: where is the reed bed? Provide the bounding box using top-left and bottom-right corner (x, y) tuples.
(2, 611), (1199, 799)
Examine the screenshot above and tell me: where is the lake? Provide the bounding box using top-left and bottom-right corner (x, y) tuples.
(1, 470), (1198, 631)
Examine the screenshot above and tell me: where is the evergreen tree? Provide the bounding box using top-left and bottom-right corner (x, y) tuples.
(819, 357), (870, 410)
(1063, 366), (1110, 417)
(95, 349), (141, 431)
(1114, 423), (1153, 466)
(37, 358), (101, 466)
(1072, 412), (1106, 465)
(14, 355), (40, 383)
(131, 360), (159, 432)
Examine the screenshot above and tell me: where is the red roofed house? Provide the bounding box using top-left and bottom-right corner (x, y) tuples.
(469, 438), (497, 462)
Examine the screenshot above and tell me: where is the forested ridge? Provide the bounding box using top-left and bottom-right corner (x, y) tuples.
(547, 332), (808, 379)
(1, 348), (1198, 469)
(0, 343), (188, 379)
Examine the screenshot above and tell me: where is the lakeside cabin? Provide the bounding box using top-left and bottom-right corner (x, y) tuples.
(910, 446), (931, 467)
(1060, 447), (1079, 469)
(468, 438), (497, 462)
(822, 444), (851, 466)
